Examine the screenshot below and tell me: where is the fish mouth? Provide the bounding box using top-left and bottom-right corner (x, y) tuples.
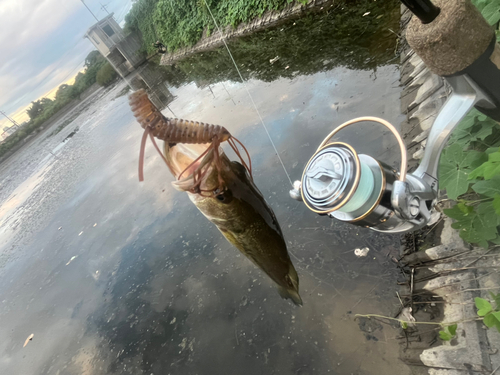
(163, 142), (217, 192)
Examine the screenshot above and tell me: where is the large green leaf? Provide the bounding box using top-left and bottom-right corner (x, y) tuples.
(448, 111), (480, 148)
(474, 203), (500, 240)
(476, 297), (493, 316)
(492, 312), (500, 332)
(446, 206), (481, 243)
(476, 202), (500, 226)
(440, 145), (487, 199)
(472, 0), (489, 12)
(495, 195), (500, 216)
(445, 204), (474, 221)
(445, 203), (499, 245)
(448, 110), (499, 148)
(482, 2), (500, 25)
(484, 313), (497, 328)
(473, 175), (500, 197)
(469, 149), (500, 180)
(439, 331), (452, 341)
(448, 324), (457, 336)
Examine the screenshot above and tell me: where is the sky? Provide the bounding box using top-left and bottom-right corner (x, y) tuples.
(0, 0), (133, 129)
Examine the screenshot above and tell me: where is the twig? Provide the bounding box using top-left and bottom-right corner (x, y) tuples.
(465, 246), (499, 267)
(396, 292), (404, 307)
(490, 363), (500, 375)
(413, 301), (475, 305)
(410, 268), (415, 312)
(414, 265), (500, 283)
(413, 252), (500, 267)
(444, 286), (500, 298)
(422, 271), (498, 293)
(410, 249), (473, 268)
(403, 286), (500, 299)
(354, 313), (481, 326)
(355, 314), (441, 325)
(423, 216), (443, 238)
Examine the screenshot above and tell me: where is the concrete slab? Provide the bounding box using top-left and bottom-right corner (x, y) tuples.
(401, 69), (444, 113)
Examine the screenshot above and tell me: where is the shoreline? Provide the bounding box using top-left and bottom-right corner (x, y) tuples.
(398, 4), (500, 373)
(160, 0), (334, 66)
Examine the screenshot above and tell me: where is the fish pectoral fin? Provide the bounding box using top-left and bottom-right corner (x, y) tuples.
(277, 286), (303, 306)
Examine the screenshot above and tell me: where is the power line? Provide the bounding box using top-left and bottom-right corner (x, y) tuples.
(80, 0), (99, 22)
(0, 111), (20, 128)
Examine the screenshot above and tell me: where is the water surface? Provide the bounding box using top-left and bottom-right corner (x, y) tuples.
(0, 3), (410, 374)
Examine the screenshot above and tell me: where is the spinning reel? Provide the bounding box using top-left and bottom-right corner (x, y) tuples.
(290, 0), (500, 234)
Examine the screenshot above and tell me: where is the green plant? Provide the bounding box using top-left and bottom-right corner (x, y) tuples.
(473, 0), (500, 34)
(124, 0), (394, 54)
(152, 0), (399, 86)
(440, 115), (500, 249)
(475, 294), (500, 331)
(438, 323), (457, 341)
(440, 0), (500, 247)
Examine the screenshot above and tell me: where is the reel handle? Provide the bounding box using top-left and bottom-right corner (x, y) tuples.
(413, 75), (493, 186)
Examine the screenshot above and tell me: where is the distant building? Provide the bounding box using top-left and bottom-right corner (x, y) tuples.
(84, 13), (146, 78)
(1, 126), (18, 141)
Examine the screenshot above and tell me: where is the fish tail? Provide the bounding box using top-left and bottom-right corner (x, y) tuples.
(278, 286), (303, 306)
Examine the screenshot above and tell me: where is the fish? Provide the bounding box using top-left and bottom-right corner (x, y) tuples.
(165, 142), (303, 305)
(129, 90), (302, 305)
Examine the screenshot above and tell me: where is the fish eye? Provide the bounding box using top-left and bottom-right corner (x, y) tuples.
(216, 194), (225, 201)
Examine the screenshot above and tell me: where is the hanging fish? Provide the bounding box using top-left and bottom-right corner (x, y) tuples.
(129, 89), (302, 305)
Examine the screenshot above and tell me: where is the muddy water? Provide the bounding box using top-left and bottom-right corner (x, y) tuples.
(0, 3), (411, 374)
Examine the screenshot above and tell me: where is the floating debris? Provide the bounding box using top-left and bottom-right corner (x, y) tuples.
(23, 333), (34, 348)
(354, 247), (370, 257)
(269, 56), (280, 64)
(397, 307), (416, 328)
(65, 256), (78, 266)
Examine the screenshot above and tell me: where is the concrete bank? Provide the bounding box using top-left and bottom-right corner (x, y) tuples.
(399, 5), (500, 374)
(159, 0), (333, 66)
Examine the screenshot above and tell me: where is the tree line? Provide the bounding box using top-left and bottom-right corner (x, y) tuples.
(0, 51), (118, 160)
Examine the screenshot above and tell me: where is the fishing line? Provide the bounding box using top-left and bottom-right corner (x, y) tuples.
(220, 81), (236, 105)
(203, 0), (293, 187)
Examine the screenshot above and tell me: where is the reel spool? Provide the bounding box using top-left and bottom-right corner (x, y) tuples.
(291, 117), (435, 234)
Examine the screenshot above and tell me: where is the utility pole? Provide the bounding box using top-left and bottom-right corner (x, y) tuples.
(80, 0), (99, 22)
(0, 110), (20, 129)
(100, 2), (110, 15)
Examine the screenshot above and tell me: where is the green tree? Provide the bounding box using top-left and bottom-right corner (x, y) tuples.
(26, 98), (53, 120)
(96, 62), (118, 86)
(85, 50), (105, 68)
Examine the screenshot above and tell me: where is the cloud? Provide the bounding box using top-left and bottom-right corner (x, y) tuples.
(0, 0), (133, 128)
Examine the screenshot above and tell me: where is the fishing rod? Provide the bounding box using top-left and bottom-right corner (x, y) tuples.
(290, 0), (500, 234)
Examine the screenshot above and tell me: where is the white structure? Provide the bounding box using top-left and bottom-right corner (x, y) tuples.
(84, 14), (146, 77)
(1, 126), (17, 141)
